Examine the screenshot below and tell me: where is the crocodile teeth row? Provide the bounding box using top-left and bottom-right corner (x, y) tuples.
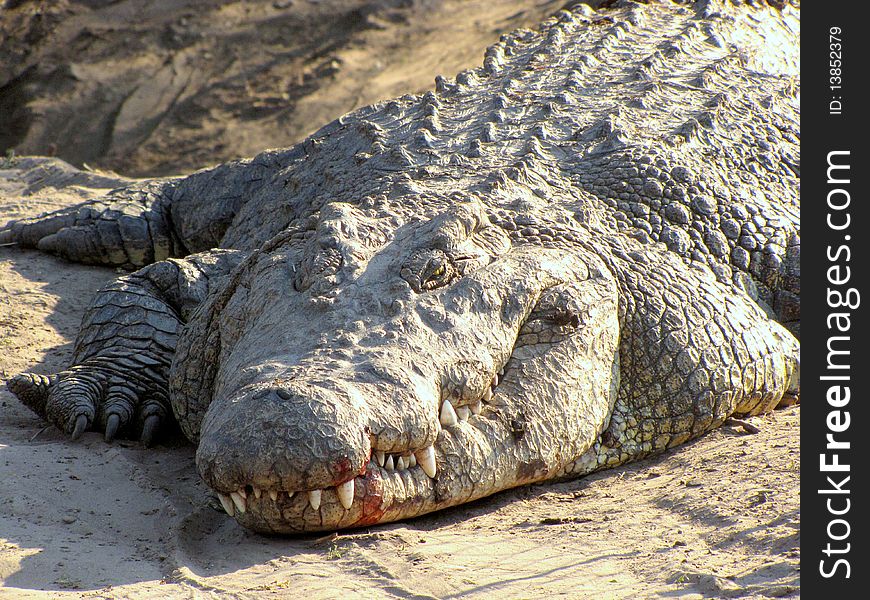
(216, 486), (310, 517)
(440, 398), (482, 426)
(372, 446), (436, 478)
(219, 454), (432, 517)
(216, 445), (441, 518)
(439, 373), (499, 427)
(301, 482), (354, 511)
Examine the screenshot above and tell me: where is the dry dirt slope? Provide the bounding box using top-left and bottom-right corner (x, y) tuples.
(1, 0), (569, 177)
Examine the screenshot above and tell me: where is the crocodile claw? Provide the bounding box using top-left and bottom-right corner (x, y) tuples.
(104, 413), (121, 442)
(141, 415), (160, 447)
(70, 414), (89, 441)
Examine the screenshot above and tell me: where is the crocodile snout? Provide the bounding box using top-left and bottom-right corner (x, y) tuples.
(194, 360), (445, 528)
(196, 382), (371, 502)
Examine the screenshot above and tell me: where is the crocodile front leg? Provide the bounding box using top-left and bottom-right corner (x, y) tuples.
(0, 177), (182, 268)
(6, 249), (246, 444)
(1, 152), (298, 266)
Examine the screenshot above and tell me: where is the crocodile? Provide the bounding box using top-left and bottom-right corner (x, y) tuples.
(0, 0), (800, 534)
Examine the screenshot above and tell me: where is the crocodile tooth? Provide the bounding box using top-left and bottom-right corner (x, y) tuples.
(336, 479), (354, 509)
(407, 453), (417, 468)
(236, 486), (247, 500)
(416, 446), (437, 478)
(470, 400), (482, 415)
(456, 405), (471, 421)
(492, 374), (499, 388)
(217, 493), (235, 516)
(287, 491), (295, 498)
(268, 489), (278, 502)
(482, 386), (492, 403)
(385, 455), (395, 471)
(230, 491), (247, 513)
(375, 450), (385, 467)
(252, 486), (262, 499)
(439, 400), (459, 426)
(396, 455), (407, 470)
(308, 490), (322, 510)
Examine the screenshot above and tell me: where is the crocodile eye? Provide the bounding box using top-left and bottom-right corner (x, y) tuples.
(402, 249), (458, 292)
(421, 257), (453, 291)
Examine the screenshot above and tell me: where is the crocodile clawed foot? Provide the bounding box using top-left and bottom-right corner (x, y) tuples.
(6, 364), (170, 446)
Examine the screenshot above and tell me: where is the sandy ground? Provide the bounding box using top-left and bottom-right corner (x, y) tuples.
(0, 169), (800, 598)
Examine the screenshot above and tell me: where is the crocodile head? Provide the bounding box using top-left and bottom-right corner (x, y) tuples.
(172, 199), (621, 533)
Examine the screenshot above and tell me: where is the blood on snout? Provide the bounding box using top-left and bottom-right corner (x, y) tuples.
(355, 469), (386, 526)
